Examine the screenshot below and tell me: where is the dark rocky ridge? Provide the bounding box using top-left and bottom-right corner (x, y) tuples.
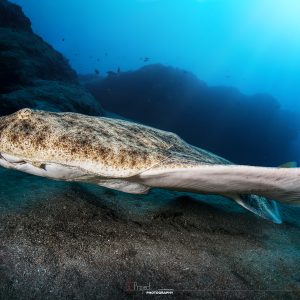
(84, 64), (300, 166)
(0, 0), (32, 32)
(0, 0), (103, 116)
(0, 80), (103, 115)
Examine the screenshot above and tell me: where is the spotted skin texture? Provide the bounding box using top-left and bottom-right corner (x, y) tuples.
(0, 108), (293, 223)
(0, 108), (230, 178)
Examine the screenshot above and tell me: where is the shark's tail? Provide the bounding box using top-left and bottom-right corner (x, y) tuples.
(229, 194), (282, 224)
(137, 164), (300, 223)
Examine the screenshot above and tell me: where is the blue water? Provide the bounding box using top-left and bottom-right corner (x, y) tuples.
(6, 0), (300, 166)
(12, 0), (300, 112)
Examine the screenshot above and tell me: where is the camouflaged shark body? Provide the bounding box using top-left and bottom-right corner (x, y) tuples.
(1, 108), (299, 223)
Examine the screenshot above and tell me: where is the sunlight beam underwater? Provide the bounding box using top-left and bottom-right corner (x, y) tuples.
(1, 108), (300, 224)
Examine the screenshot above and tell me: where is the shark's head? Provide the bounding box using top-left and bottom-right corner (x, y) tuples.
(0, 108), (47, 161)
(0, 108), (166, 178)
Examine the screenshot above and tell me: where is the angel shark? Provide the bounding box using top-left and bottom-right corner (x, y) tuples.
(0, 108), (299, 224)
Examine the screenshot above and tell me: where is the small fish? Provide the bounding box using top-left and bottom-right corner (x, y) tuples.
(117, 67), (121, 73)
(94, 69), (100, 75)
(62, 38), (65, 42)
(1, 109), (300, 224)
(144, 57), (150, 62)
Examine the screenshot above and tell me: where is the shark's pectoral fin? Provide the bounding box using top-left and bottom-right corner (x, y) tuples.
(224, 193), (282, 224)
(96, 179), (150, 194)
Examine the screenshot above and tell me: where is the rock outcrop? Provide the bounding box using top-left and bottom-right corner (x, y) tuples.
(0, 0), (32, 32)
(0, 0), (103, 116)
(84, 64), (300, 166)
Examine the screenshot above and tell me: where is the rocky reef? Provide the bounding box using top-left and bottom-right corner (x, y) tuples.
(0, 0), (31, 32)
(0, 0), (103, 116)
(84, 64), (300, 166)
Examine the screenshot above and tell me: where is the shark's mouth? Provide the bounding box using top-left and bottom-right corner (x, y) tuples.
(0, 152), (90, 181)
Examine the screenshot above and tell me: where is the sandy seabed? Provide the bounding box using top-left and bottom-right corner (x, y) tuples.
(0, 168), (299, 300)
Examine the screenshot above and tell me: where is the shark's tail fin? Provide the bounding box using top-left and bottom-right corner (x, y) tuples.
(137, 164), (300, 223)
(229, 194), (282, 224)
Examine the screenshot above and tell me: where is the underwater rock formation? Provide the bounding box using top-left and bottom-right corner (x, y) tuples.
(0, 0), (32, 32)
(84, 64), (300, 166)
(0, 80), (102, 116)
(0, 0), (103, 116)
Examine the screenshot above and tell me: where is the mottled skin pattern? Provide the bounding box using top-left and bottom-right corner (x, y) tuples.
(0, 108), (230, 178)
(0, 108), (288, 223)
